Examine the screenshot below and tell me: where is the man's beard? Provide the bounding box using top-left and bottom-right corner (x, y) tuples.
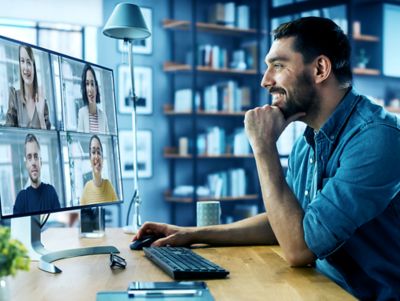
(30, 173), (40, 185)
(270, 71), (317, 119)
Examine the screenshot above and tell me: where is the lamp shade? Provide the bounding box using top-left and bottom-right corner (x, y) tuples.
(102, 3), (151, 40)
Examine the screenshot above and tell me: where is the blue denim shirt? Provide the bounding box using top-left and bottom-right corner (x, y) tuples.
(286, 88), (400, 300)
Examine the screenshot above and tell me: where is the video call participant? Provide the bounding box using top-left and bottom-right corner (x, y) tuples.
(80, 135), (117, 205)
(14, 134), (60, 215)
(133, 17), (400, 300)
(77, 64), (109, 133)
(6, 45), (51, 129)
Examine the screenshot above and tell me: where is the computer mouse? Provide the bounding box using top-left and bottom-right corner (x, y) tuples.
(130, 234), (163, 250)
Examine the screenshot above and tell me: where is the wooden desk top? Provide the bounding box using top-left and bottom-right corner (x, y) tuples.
(9, 228), (355, 301)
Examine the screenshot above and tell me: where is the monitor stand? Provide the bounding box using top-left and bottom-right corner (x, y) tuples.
(11, 215), (119, 274)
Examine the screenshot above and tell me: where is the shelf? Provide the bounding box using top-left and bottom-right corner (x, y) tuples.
(163, 19), (257, 35)
(353, 67), (380, 76)
(164, 148), (254, 159)
(353, 34), (379, 42)
(164, 105), (247, 117)
(163, 62), (258, 75)
(164, 191), (259, 203)
(386, 106), (400, 114)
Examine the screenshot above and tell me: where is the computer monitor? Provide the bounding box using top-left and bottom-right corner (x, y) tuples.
(0, 35), (123, 273)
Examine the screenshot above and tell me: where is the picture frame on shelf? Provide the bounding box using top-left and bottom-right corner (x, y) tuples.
(136, 130), (152, 178)
(117, 7), (152, 55)
(118, 130), (134, 178)
(118, 65), (153, 115)
(118, 130), (152, 179)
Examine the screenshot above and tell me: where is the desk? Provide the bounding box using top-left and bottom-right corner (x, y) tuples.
(10, 228), (355, 301)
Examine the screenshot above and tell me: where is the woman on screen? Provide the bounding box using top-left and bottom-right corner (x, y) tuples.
(80, 135), (117, 205)
(5, 45), (51, 129)
(77, 64), (109, 133)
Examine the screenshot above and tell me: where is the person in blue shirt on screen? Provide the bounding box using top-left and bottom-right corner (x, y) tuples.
(134, 17), (400, 300)
(13, 133), (60, 215)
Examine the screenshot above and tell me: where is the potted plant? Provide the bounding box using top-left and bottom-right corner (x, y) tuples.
(0, 227), (30, 300)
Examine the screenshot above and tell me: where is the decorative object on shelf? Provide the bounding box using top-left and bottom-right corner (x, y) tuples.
(118, 130), (152, 179)
(103, 2), (151, 234)
(0, 226), (30, 299)
(136, 130), (153, 178)
(118, 130), (135, 179)
(117, 7), (153, 55)
(356, 48), (370, 69)
(118, 64), (153, 115)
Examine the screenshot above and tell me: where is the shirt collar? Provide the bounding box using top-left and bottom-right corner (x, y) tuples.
(304, 87), (360, 145)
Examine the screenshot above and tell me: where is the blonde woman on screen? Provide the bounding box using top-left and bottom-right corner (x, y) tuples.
(6, 45), (51, 129)
(80, 135), (117, 205)
(77, 64), (109, 133)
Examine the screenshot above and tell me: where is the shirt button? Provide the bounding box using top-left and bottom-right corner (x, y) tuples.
(305, 190), (309, 196)
(309, 158), (313, 164)
(330, 135), (335, 140)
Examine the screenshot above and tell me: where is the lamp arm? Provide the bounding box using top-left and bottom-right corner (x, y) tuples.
(127, 40), (141, 233)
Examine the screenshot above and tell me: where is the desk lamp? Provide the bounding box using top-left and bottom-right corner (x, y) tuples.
(103, 3), (151, 233)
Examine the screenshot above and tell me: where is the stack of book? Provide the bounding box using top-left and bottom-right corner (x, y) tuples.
(203, 81), (251, 112)
(207, 168), (247, 198)
(208, 2), (250, 29)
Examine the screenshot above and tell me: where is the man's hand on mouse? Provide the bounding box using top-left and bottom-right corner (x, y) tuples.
(133, 222), (196, 247)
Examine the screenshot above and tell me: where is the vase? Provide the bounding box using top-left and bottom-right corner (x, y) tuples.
(0, 276), (10, 301)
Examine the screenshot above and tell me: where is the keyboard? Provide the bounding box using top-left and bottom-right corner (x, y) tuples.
(143, 247), (229, 280)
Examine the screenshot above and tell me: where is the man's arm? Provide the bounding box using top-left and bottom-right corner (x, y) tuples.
(134, 212), (278, 247)
(245, 106), (315, 266)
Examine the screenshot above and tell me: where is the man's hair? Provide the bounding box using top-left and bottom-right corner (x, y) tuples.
(24, 133), (40, 155)
(272, 17), (352, 86)
(81, 64), (100, 105)
(19, 45), (39, 101)
(89, 134), (103, 157)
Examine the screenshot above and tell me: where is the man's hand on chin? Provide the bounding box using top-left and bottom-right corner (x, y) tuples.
(244, 105), (305, 155)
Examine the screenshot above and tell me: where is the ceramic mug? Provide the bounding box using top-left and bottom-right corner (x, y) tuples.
(196, 201), (221, 227)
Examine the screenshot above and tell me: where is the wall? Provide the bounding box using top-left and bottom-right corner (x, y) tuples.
(99, 0), (171, 226)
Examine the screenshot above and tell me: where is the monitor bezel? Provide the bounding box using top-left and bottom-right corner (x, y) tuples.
(0, 34), (124, 220)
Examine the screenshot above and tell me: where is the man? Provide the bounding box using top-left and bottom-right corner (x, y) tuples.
(134, 17), (400, 299)
(13, 133), (60, 215)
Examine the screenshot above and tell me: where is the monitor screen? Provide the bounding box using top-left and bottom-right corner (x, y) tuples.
(0, 34), (123, 219)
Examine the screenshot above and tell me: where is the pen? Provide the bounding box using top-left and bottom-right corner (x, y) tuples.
(128, 289), (202, 297)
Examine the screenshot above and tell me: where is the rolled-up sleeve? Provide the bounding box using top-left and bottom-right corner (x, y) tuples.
(303, 124), (400, 258)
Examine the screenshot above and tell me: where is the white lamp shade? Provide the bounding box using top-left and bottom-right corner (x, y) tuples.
(103, 3), (151, 40)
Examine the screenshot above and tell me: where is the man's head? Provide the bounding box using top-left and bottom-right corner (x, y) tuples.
(272, 16), (352, 87)
(262, 17), (352, 120)
(24, 133), (42, 188)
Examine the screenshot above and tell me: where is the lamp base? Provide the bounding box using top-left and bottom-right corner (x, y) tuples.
(122, 225), (139, 234)
(123, 208), (141, 234)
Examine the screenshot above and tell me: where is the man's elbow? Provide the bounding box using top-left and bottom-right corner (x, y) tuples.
(284, 249), (316, 267)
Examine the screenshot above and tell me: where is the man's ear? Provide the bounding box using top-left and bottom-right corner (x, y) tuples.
(313, 55), (331, 84)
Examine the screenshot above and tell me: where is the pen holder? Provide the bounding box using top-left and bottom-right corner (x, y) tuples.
(196, 201), (221, 227)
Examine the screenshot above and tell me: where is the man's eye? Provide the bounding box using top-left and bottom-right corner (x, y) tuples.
(274, 63), (283, 69)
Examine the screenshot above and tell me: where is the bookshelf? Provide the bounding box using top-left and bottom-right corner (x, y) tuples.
(164, 0), (263, 225)
(269, 0), (400, 117)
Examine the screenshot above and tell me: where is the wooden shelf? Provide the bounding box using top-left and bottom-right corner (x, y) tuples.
(353, 34), (379, 42)
(386, 106), (400, 113)
(164, 191), (259, 203)
(164, 148), (254, 159)
(163, 62), (258, 75)
(353, 67), (380, 76)
(164, 106), (247, 117)
(163, 19), (257, 35)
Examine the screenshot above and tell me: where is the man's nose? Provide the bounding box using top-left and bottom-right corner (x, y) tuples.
(261, 69), (274, 89)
